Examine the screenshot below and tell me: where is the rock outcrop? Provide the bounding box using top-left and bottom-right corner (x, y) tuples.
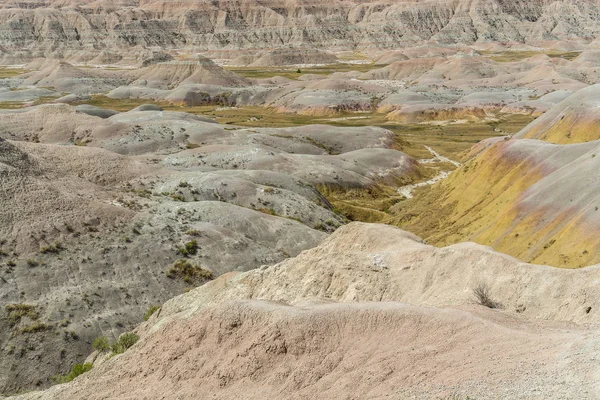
(11, 223), (600, 399)
(0, 0), (599, 53)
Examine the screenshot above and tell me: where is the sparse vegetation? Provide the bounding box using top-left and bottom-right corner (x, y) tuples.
(111, 332), (139, 354)
(166, 259), (213, 285)
(178, 240), (199, 257)
(20, 322), (52, 334)
(4, 304), (39, 326)
(144, 305), (161, 321)
(170, 193), (186, 202)
(472, 283), (501, 309)
(53, 363), (93, 384)
(26, 259), (39, 267)
(225, 63), (384, 80)
(258, 207), (277, 216)
(40, 242), (64, 254)
(92, 336), (111, 352)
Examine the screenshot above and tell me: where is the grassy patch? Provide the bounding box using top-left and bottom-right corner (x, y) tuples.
(72, 95), (168, 112)
(225, 63), (386, 80)
(20, 322), (52, 334)
(143, 306), (160, 321)
(40, 241), (64, 254)
(318, 184), (409, 224)
(0, 67), (28, 78)
(4, 304), (39, 326)
(167, 259), (213, 285)
(92, 336), (111, 352)
(111, 332), (139, 354)
(481, 50), (581, 62)
(53, 363), (93, 384)
(178, 240), (199, 257)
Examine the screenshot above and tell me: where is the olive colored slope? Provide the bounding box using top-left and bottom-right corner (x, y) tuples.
(515, 84), (600, 144)
(396, 138), (600, 268)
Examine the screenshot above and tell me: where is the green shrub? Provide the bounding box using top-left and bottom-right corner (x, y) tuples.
(92, 336), (110, 352)
(166, 259), (213, 285)
(40, 242), (64, 254)
(170, 193), (186, 202)
(144, 306), (160, 321)
(111, 332), (139, 354)
(20, 322), (52, 334)
(178, 240), (199, 257)
(4, 304), (38, 326)
(54, 363), (93, 384)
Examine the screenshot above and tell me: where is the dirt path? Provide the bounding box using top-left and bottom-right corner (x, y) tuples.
(398, 146), (462, 199)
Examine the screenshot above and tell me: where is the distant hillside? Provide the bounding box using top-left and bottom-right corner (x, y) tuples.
(0, 0), (598, 52)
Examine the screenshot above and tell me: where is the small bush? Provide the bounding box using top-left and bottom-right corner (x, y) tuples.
(26, 259), (39, 267)
(40, 242), (64, 254)
(170, 193), (186, 202)
(4, 304), (38, 326)
(166, 259), (213, 285)
(20, 322), (52, 334)
(144, 305), (160, 321)
(472, 283), (500, 309)
(92, 336), (111, 352)
(111, 332), (139, 355)
(258, 208), (277, 216)
(54, 363), (93, 384)
(178, 240), (199, 257)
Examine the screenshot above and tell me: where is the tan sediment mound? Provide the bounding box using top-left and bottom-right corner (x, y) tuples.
(23, 61), (95, 83)
(20, 61), (126, 93)
(374, 50), (409, 64)
(515, 84), (600, 144)
(131, 57), (250, 89)
(155, 222), (600, 324)
(233, 48), (338, 66)
(305, 78), (388, 93)
(14, 222), (600, 399)
(88, 50), (124, 65)
(386, 104), (490, 123)
(0, 104), (129, 144)
(398, 132), (600, 268)
(360, 57), (447, 81)
(0, 137), (142, 252)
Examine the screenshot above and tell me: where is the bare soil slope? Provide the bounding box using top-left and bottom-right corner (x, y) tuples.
(12, 222), (600, 400)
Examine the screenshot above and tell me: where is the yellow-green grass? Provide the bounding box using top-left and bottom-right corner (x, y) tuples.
(0, 67), (28, 78)
(518, 114), (600, 144)
(390, 139), (600, 269)
(225, 63), (386, 80)
(480, 50), (581, 62)
(65, 96), (534, 160)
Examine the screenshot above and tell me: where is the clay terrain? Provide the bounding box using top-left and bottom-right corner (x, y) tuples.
(0, 0), (600, 399)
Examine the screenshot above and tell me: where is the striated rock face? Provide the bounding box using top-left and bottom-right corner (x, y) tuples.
(0, 0), (598, 52)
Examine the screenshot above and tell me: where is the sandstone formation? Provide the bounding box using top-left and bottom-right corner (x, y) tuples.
(0, 103), (420, 392)
(397, 86), (600, 267)
(0, 1), (600, 398)
(0, 0), (599, 54)
(11, 223), (600, 399)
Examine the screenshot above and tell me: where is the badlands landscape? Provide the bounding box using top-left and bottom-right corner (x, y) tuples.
(1, 0), (600, 399)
